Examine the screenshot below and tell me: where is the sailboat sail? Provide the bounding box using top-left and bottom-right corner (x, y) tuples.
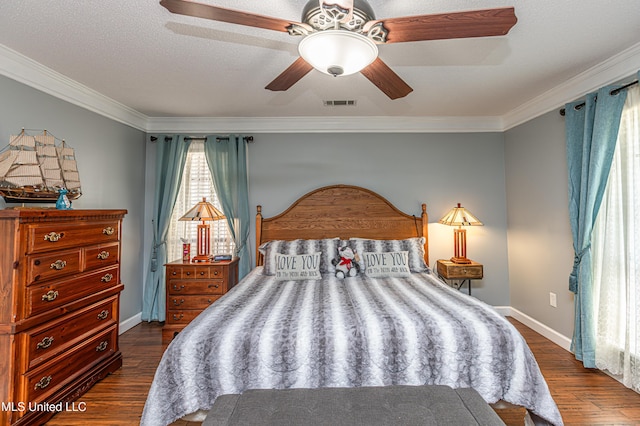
(58, 142), (81, 190)
(0, 129), (82, 202)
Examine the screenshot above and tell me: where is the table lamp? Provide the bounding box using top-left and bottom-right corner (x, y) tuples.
(179, 197), (225, 262)
(439, 203), (483, 264)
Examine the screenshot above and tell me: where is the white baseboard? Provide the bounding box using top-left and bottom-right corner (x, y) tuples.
(498, 306), (572, 352)
(119, 312), (142, 335)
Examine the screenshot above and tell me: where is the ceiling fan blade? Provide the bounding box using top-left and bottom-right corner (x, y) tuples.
(373, 7), (517, 43)
(160, 0), (304, 33)
(320, 0), (354, 23)
(265, 57), (314, 92)
(360, 58), (413, 100)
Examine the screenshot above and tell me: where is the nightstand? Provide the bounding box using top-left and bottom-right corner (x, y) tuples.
(436, 259), (483, 295)
(163, 258), (239, 342)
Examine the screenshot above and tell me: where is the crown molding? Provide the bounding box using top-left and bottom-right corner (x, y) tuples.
(145, 115), (504, 134)
(3, 41), (639, 134)
(0, 44), (148, 131)
(502, 41), (640, 130)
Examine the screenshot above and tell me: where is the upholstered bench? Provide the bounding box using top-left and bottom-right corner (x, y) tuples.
(202, 385), (506, 426)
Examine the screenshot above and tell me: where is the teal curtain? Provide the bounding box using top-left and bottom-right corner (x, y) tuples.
(142, 135), (191, 322)
(204, 135), (251, 279)
(565, 86), (627, 367)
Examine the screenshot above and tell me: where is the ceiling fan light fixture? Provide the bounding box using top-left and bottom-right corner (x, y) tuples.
(298, 30), (378, 77)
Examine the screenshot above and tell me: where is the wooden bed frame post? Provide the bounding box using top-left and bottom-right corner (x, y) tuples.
(256, 205), (263, 266)
(422, 203), (429, 266)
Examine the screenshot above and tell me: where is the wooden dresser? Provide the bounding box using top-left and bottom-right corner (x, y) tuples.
(163, 258), (239, 342)
(0, 208), (127, 426)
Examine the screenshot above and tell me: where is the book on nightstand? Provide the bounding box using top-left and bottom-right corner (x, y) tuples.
(213, 254), (233, 262)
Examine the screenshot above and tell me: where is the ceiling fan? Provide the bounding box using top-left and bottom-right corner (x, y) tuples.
(160, 0), (517, 100)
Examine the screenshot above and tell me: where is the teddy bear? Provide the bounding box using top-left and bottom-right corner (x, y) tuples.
(331, 245), (361, 279)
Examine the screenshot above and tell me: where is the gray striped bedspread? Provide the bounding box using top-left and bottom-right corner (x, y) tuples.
(141, 268), (563, 426)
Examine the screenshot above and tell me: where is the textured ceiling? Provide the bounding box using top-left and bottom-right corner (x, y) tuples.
(1, 0), (640, 123)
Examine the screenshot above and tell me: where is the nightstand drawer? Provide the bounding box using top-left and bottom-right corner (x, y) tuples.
(166, 309), (205, 325)
(168, 294), (222, 310)
(167, 265), (226, 279)
(168, 280), (225, 295)
(437, 260), (483, 279)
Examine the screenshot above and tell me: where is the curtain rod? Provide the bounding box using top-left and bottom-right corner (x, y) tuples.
(559, 80), (638, 116)
(149, 136), (254, 143)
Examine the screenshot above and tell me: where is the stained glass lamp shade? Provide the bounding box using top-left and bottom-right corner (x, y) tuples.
(178, 197), (225, 262)
(438, 203), (483, 264)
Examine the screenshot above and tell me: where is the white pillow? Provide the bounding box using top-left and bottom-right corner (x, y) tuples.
(259, 238), (341, 275)
(362, 251), (411, 278)
(275, 252), (322, 281)
(349, 237), (428, 272)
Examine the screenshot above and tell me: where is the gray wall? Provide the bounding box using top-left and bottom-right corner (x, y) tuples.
(504, 110), (575, 338)
(0, 75), (147, 325)
(247, 132), (511, 306)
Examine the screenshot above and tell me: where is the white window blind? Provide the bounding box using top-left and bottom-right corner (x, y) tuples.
(167, 141), (235, 262)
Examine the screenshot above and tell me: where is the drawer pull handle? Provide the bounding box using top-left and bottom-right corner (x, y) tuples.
(200, 271), (205, 276)
(34, 375), (52, 390)
(101, 273), (114, 283)
(42, 290), (58, 302)
(186, 271), (191, 276)
(96, 341), (109, 352)
(208, 299), (213, 304)
(213, 270), (219, 276)
(172, 299), (185, 306)
(44, 232), (63, 242)
(209, 284), (219, 289)
(172, 313), (184, 321)
(97, 251), (110, 260)
(50, 260), (67, 270)
(36, 336), (55, 350)
(172, 284), (185, 292)
(97, 309), (110, 320)
(103, 226), (115, 236)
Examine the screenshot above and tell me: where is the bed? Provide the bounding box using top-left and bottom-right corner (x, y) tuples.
(141, 185), (563, 426)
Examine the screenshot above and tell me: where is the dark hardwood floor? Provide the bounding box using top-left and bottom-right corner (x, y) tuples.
(45, 318), (640, 425)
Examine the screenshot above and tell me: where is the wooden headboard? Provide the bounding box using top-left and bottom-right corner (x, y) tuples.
(256, 184), (428, 265)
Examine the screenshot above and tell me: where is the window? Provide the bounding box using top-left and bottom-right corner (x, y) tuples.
(592, 83), (639, 391)
(167, 141), (235, 262)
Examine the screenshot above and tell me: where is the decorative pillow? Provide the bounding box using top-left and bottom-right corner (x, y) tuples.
(362, 251), (411, 278)
(274, 252), (321, 281)
(348, 237), (428, 272)
(259, 238), (341, 275)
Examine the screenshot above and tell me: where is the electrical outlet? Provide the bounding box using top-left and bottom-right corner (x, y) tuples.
(549, 292), (557, 308)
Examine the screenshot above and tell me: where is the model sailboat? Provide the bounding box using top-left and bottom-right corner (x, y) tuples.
(0, 129), (82, 203)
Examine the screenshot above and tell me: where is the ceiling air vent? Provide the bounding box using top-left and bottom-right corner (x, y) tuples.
(323, 100), (357, 107)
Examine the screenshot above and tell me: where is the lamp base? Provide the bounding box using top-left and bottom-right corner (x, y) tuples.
(191, 254), (212, 263)
(450, 256), (472, 264)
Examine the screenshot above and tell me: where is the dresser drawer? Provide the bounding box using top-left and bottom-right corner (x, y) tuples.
(27, 248), (82, 285)
(85, 242), (120, 271)
(23, 325), (118, 402)
(23, 297), (118, 370)
(168, 279), (225, 295)
(26, 221), (120, 254)
(167, 294), (222, 310)
(166, 309), (206, 325)
(26, 266), (119, 317)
